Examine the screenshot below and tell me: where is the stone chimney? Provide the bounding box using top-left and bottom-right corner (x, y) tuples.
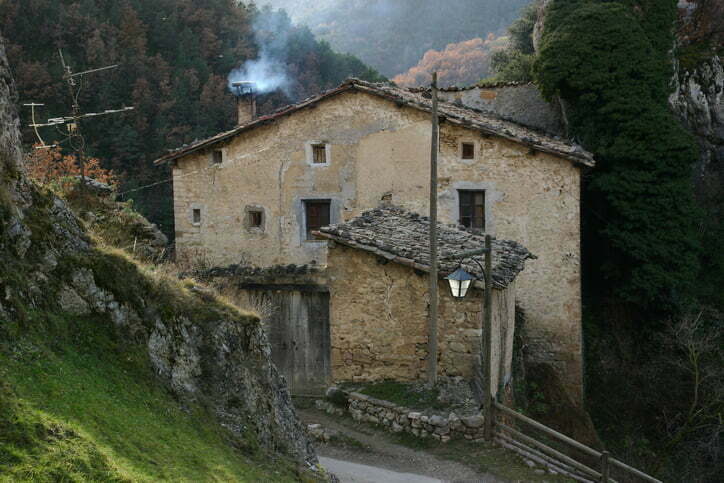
(231, 81), (256, 125)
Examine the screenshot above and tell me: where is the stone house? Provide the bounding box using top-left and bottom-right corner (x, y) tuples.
(154, 79), (594, 400)
(316, 207), (532, 398)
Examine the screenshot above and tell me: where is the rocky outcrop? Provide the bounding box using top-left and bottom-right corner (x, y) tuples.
(670, 0), (723, 212)
(0, 32), (317, 469)
(0, 33), (24, 208)
(670, 55), (723, 196)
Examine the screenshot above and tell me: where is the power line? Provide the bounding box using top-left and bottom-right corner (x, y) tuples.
(117, 145), (275, 198)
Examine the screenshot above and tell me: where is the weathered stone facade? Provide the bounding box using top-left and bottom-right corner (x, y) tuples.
(326, 245), (516, 392)
(161, 80), (590, 401)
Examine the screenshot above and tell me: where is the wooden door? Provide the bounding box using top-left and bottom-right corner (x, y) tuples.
(249, 289), (331, 396)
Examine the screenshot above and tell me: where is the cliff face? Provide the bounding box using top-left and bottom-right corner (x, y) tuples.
(670, 1), (723, 202)
(0, 33), (317, 472)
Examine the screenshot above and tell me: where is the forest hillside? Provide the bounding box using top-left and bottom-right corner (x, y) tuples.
(1, 0), (384, 235)
(0, 30), (324, 481)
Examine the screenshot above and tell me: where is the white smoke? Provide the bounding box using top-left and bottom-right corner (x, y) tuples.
(228, 7), (294, 95)
(227, 57), (290, 94)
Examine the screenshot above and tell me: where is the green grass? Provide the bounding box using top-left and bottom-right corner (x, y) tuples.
(0, 184), (318, 481)
(347, 381), (446, 410)
(0, 310), (299, 482)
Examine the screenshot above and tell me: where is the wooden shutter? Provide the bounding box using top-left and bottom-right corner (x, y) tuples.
(305, 201), (330, 239)
(459, 190), (485, 231)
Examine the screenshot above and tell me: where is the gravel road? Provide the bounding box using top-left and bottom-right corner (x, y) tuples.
(299, 408), (505, 483)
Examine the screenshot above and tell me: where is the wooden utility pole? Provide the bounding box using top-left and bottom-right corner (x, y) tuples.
(427, 72), (439, 385)
(483, 234), (494, 439)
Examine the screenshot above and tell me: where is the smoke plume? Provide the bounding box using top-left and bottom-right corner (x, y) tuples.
(228, 8), (293, 95)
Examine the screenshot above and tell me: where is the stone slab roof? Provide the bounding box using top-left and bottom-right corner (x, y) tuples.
(154, 78), (594, 167)
(314, 207), (535, 290)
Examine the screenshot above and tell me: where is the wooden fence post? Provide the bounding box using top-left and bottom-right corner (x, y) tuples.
(483, 234), (493, 440)
(600, 451), (610, 483)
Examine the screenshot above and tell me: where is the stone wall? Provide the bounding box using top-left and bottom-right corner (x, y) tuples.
(345, 392), (487, 443)
(173, 89), (584, 401)
(437, 84), (565, 136)
(326, 245), (515, 396)
(0, 32), (24, 205)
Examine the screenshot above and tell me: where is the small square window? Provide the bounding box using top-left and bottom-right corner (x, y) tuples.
(461, 142), (475, 160)
(212, 150), (223, 164)
(312, 144), (327, 164)
(249, 211), (263, 228)
(192, 208), (202, 224)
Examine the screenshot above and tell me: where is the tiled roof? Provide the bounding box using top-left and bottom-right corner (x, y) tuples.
(314, 207), (535, 289)
(406, 80), (529, 93)
(154, 78), (594, 167)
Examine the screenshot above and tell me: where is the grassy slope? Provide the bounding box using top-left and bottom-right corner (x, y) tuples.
(0, 308), (299, 482)
(0, 189), (302, 481)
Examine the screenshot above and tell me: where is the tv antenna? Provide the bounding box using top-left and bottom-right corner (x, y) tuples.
(25, 49), (134, 191)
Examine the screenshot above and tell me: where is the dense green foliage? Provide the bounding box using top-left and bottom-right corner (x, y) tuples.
(1, 0), (384, 236)
(525, 2), (721, 481)
(536, 0), (700, 314)
(274, 0), (530, 78)
(489, 1), (538, 82)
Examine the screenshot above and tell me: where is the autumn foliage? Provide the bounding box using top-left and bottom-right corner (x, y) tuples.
(26, 145), (118, 189)
(392, 35), (507, 87)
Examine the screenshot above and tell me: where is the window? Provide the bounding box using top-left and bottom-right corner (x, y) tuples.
(461, 142), (475, 160)
(459, 190), (485, 231)
(212, 150), (223, 164)
(304, 200), (330, 240)
(192, 208), (202, 224)
(312, 144), (327, 164)
(248, 210), (263, 228)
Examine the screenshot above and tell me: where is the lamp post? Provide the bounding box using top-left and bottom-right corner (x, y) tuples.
(444, 234), (494, 440)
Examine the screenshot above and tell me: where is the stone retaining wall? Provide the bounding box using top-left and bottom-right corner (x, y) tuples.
(346, 392), (486, 443)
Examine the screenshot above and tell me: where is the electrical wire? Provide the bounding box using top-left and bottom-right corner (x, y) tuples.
(116, 144), (274, 198)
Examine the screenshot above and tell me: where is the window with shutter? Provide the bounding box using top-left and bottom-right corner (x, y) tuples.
(458, 190), (485, 231)
(304, 200), (331, 239)
(312, 144), (327, 164)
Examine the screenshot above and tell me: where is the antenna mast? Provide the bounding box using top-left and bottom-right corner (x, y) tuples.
(25, 50), (134, 192)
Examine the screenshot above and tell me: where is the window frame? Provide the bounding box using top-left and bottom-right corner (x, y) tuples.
(306, 141), (330, 166)
(461, 142), (475, 160)
(458, 189), (486, 232)
(303, 199), (331, 240)
(312, 144), (327, 164)
(460, 141), (476, 161)
(243, 205), (265, 233)
(248, 211), (263, 228)
(212, 149), (223, 165)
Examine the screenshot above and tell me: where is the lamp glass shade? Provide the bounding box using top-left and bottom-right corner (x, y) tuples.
(446, 267), (474, 298)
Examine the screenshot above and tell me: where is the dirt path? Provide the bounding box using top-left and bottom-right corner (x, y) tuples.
(319, 457), (443, 483)
(299, 408), (505, 483)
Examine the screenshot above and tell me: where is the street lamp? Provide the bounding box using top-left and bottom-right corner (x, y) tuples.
(446, 266), (474, 298)
(443, 235), (495, 440)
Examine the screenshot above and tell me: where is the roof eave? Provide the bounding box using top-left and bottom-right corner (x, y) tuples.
(154, 80), (595, 168)
(313, 230), (507, 290)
